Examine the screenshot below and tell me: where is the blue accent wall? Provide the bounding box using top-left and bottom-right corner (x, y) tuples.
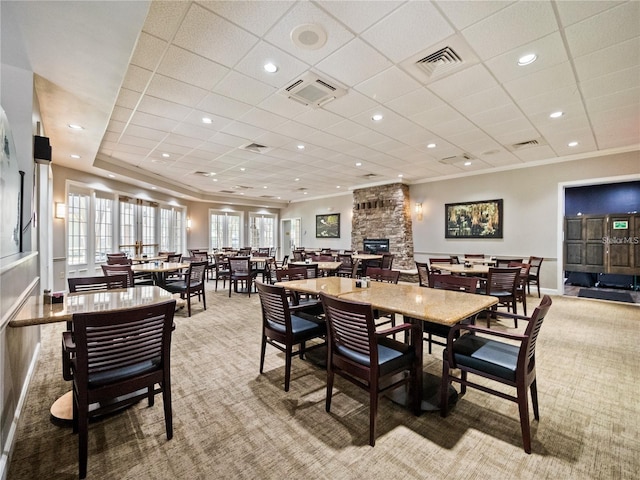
(565, 181), (640, 215)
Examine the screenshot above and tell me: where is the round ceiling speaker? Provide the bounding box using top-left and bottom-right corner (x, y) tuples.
(291, 24), (327, 50)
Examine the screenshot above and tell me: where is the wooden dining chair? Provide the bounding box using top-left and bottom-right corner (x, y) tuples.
(415, 261), (430, 287)
(428, 257), (453, 274)
(275, 267), (322, 314)
(163, 261), (207, 317)
(228, 256), (257, 297)
(509, 261), (532, 316)
(365, 267), (400, 330)
(68, 275), (128, 293)
(64, 299), (176, 478)
(527, 256), (544, 297)
(423, 274), (479, 354)
(256, 282), (326, 392)
(483, 267), (520, 327)
(319, 292), (422, 446)
(441, 296), (552, 454)
(101, 264), (135, 287)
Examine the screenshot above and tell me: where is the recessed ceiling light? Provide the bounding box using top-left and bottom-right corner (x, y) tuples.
(70, 154), (81, 159)
(209, 172), (216, 176)
(303, 191), (308, 195)
(517, 53), (537, 66)
(355, 162), (362, 167)
(295, 178), (300, 181)
(240, 167), (245, 171)
(108, 174), (115, 178)
(239, 192), (244, 195)
(277, 197), (281, 200)
(162, 153), (170, 158)
(427, 143), (436, 149)
(371, 114), (383, 121)
(264, 63), (278, 73)
(68, 124), (84, 130)
(398, 174), (403, 178)
(464, 161), (472, 166)
(336, 186), (341, 189)
(212, 178), (218, 182)
(549, 111), (563, 118)
(202, 117), (212, 124)
(151, 187), (157, 190)
(297, 144), (305, 150)
(263, 186), (268, 189)
(568, 141), (579, 147)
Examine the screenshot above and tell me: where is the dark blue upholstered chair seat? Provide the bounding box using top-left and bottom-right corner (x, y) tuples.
(451, 334), (519, 381)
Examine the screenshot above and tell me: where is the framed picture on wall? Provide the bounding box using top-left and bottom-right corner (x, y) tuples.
(316, 214), (340, 238)
(445, 199), (503, 238)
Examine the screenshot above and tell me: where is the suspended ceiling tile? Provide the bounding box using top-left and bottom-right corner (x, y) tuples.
(234, 41), (310, 89)
(361, 1), (454, 63)
(316, 38), (392, 87)
(157, 45), (230, 91)
(461, 1), (557, 61)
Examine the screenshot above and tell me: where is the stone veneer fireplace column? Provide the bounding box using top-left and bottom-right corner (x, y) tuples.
(352, 183), (414, 270)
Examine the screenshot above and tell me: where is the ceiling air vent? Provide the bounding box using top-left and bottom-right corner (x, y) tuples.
(415, 46), (462, 78)
(440, 153), (475, 165)
(401, 34), (478, 84)
(507, 138), (548, 152)
(361, 173), (379, 180)
(240, 143), (270, 154)
(219, 190), (236, 194)
(282, 72), (346, 108)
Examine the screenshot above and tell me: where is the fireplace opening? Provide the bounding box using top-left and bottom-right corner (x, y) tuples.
(363, 238), (389, 254)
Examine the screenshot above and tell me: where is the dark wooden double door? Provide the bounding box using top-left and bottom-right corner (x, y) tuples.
(564, 213), (640, 275)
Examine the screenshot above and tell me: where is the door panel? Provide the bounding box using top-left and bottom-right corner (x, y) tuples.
(564, 214), (640, 275)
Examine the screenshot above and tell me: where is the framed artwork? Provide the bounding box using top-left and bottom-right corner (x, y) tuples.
(445, 199), (503, 239)
(316, 213), (340, 238)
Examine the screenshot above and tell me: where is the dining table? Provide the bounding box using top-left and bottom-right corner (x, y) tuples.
(436, 264), (491, 275)
(9, 286), (176, 422)
(131, 261), (190, 287)
(276, 277), (498, 411)
(289, 261), (342, 274)
(130, 255), (167, 263)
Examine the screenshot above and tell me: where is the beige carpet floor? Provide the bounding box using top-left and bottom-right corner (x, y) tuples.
(7, 286), (640, 479)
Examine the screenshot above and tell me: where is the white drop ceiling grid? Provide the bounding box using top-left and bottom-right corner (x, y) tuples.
(5, 0), (639, 204)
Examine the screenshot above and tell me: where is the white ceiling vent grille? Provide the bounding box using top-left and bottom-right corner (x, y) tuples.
(361, 173), (380, 179)
(440, 153), (475, 165)
(240, 143), (271, 154)
(219, 190), (236, 194)
(282, 72), (346, 108)
(401, 35), (478, 84)
(415, 46), (463, 78)
(507, 138), (548, 151)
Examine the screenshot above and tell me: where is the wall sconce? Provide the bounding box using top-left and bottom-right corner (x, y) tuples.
(186, 218), (192, 229)
(55, 202), (66, 219)
(415, 202), (423, 221)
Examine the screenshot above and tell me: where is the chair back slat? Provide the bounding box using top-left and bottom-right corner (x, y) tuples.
(430, 274), (477, 293)
(522, 295), (552, 366)
(276, 267), (307, 282)
(229, 257), (251, 275)
(487, 267), (519, 292)
(73, 300), (175, 382)
(101, 265), (135, 287)
(321, 294), (376, 362)
(256, 282), (290, 333)
(415, 262), (430, 287)
(366, 267), (400, 284)
(68, 275), (128, 292)
(188, 261), (207, 286)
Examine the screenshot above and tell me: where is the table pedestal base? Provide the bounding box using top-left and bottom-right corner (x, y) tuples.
(386, 372), (458, 412)
(50, 389), (147, 427)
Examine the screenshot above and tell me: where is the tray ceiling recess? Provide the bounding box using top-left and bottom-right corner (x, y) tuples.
(282, 72), (347, 108)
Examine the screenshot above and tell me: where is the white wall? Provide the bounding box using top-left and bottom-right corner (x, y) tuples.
(280, 193), (353, 251)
